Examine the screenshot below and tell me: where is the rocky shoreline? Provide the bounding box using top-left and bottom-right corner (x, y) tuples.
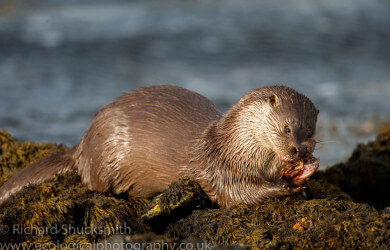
(0, 129), (389, 248)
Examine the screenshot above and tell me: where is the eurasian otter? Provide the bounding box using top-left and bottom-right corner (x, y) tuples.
(0, 85), (319, 209)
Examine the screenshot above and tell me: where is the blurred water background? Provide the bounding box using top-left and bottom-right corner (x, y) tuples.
(1, 0), (390, 167)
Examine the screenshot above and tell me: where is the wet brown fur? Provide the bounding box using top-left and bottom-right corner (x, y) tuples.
(0, 85), (318, 209)
(186, 86), (319, 208)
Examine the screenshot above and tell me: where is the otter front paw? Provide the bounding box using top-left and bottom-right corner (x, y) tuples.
(268, 179), (306, 197)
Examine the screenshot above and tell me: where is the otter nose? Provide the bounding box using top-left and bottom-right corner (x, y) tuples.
(293, 145), (307, 158)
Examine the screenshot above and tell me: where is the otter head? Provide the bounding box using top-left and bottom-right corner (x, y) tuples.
(236, 86), (319, 163)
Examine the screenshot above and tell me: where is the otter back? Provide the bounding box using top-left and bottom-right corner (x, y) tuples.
(73, 85), (222, 197)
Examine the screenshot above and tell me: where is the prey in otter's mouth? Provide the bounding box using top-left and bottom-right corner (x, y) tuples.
(280, 156), (320, 186)
(276, 144), (320, 188)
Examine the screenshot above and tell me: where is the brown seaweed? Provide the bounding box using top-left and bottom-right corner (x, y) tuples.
(0, 129), (389, 248)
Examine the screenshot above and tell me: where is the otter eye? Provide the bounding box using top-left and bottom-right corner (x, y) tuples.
(285, 127), (291, 134)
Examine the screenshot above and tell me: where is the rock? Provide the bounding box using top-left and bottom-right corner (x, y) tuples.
(0, 129), (389, 248)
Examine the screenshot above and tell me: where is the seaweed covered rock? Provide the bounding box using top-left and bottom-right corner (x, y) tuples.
(163, 127), (390, 248)
(98, 232), (223, 250)
(142, 179), (212, 232)
(0, 129), (389, 248)
(0, 130), (149, 245)
(166, 198), (389, 248)
(314, 126), (390, 210)
(0, 171), (149, 245)
(0, 130), (68, 186)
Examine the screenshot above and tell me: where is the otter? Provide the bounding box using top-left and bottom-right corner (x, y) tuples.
(0, 85), (319, 209)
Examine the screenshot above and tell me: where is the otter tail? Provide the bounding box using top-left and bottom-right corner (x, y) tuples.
(0, 149), (75, 208)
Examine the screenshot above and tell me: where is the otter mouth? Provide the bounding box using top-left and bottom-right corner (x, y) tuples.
(277, 153), (294, 163)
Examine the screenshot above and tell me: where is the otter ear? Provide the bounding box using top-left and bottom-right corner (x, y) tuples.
(265, 94), (278, 107)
